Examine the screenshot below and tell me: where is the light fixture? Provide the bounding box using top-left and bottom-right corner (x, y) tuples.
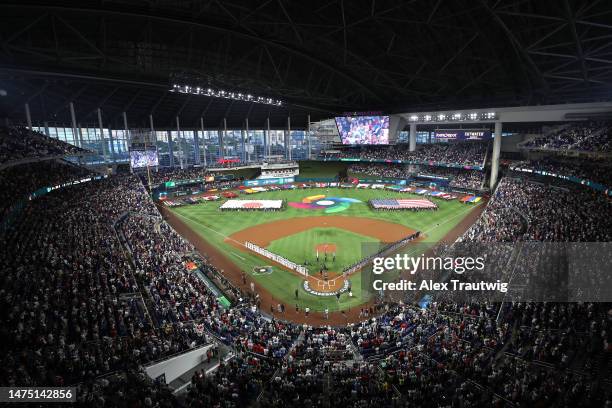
(409, 115), (418, 121)
(170, 83), (283, 106)
(424, 115), (432, 121)
(438, 114), (446, 121)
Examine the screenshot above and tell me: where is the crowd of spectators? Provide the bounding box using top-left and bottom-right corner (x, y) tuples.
(510, 158), (612, 188)
(1, 153), (611, 407)
(0, 126), (87, 164)
(142, 167), (246, 193)
(348, 163), (484, 190)
(147, 167), (208, 185)
(0, 175), (211, 389)
(0, 159), (94, 221)
(523, 122), (612, 152)
(326, 141), (487, 166)
(253, 301), (610, 407)
(463, 176), (612, 242)
(348, 163), (410, 179)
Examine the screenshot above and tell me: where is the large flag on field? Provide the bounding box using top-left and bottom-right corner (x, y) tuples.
(370, 198), (437, 210)
(220, 200), (283, 210)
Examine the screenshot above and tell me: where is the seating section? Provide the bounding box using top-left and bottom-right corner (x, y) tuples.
(510, 158), (612, 188)
(325, 141), (487, 166)
(0, 126), (87, 164)
(348, 163), (484, 190)
(463, 177), (612, 242)
(523, 122), (612, 152)
(0, 176), (208, 390)
(0, 159), (94, 221)
(1, 155), (610, 406)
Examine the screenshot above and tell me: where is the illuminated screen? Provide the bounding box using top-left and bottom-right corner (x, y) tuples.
(130, 149), (159, 168)
(335, 115), (390, 145)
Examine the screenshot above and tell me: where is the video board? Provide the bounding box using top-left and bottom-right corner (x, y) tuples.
(130, 149), (159, 168)
(335, 116), (390, 145)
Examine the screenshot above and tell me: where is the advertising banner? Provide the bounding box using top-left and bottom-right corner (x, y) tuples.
(244, 177), (295, 187)
(434, 130), (492, 140)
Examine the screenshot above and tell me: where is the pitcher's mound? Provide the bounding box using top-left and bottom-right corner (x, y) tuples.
(315, 243), (337, 253)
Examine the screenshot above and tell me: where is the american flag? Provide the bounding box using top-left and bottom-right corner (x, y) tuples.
(370, 199), (437, 209)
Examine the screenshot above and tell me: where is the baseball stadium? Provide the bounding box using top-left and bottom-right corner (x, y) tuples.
(0, 1), (611, 407)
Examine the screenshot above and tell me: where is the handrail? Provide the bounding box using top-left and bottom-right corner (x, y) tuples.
(144, 342), (214, 368)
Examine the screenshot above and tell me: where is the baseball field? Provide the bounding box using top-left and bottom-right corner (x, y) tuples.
(165, 187), (483, 317)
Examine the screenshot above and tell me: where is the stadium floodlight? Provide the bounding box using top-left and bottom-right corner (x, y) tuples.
(409, 115), (418, 121)
(171, 83), (283, 106)
(469, 113), (478, 120)
(453, 113), (462, 120)
(438, 114), (446, 121)
(486, 112), (496, 119)
(424, 115), (432, 121)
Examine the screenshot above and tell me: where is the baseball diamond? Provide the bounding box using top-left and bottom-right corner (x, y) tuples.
(2, 2), (611, 405)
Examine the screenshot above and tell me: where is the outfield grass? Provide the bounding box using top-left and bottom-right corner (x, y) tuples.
(170, 187), (478, 312)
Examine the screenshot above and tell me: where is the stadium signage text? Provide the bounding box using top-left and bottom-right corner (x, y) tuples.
(372, 254), (485, 275)
(372, 279), (508, 293)
(434, 130), (492, 140)
(244, 177), (295, 186)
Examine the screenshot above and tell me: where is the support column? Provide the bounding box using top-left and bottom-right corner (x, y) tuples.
(409, 123), (417, 151)
(167, 130), (175, 168)
(122, 112), (129, 146)
(489, 121), (502, 190)
(242, 118), (248, 163)
(193, 122), (201, 165)
(307, 114), (312, 160)
(24, 103), (32, 130)
(149, 114), (159, 170)
(97, 108), (109, 162)
(265, 117), (270, 159)
(217, 118), (226, 160)
(286, 116), (291, 160)
(176, 116), (185, 169)
(43, 121), (50, 138)
(69, 102), (81, 148)
(200, 117), (207, 166)
(108, 126), (116, 163)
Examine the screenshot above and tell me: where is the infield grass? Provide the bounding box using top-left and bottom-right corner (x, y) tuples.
(170, 187), (480, 312)
(267, 227), (378, 275)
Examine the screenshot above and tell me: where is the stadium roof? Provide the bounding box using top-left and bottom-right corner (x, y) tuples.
(1, 0), (611, 129)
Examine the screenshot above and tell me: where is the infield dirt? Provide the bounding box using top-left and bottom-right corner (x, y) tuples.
(226, 216), (416, 247)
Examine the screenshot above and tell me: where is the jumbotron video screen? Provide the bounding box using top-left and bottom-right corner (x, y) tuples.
(335, 115), (390, 145)
(129, 149), (159, 169)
